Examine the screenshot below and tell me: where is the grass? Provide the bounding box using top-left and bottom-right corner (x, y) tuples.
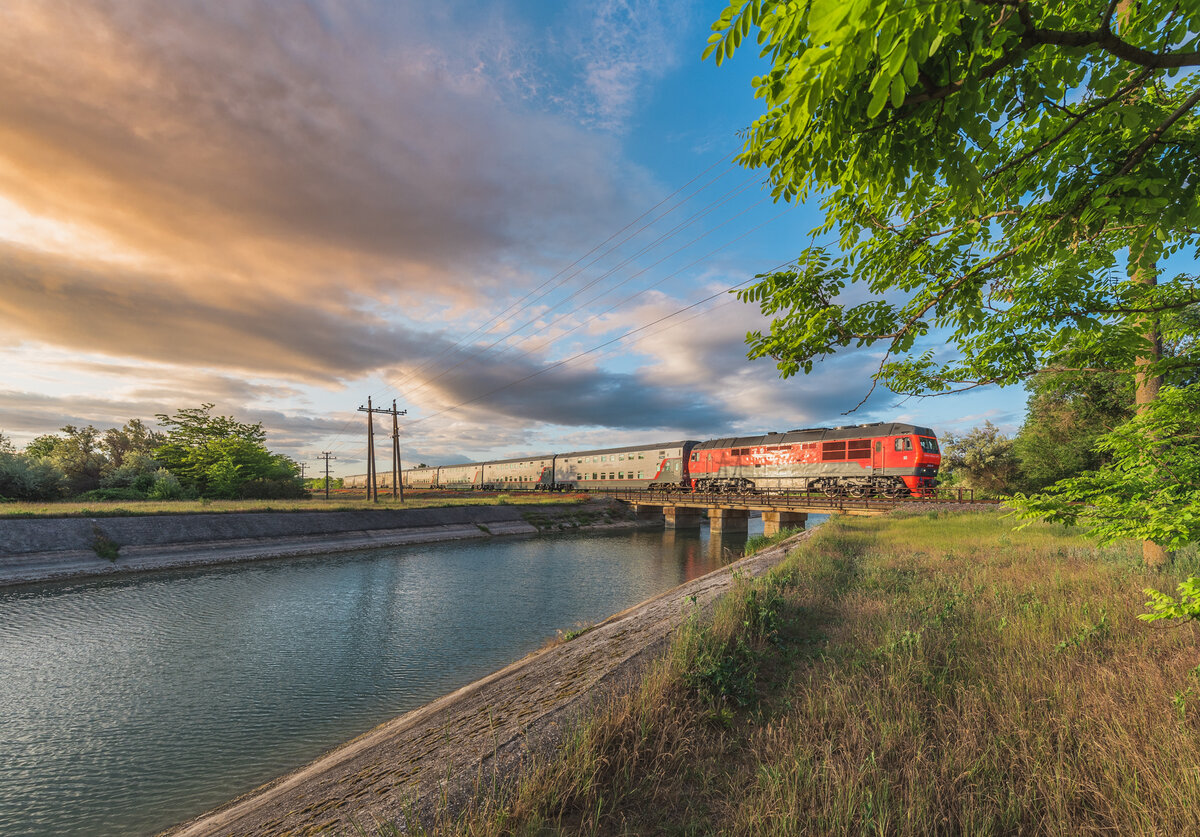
(0, 491), (590, 518)
(743, 526), (804, 556)
(411, 511), (1200, 835)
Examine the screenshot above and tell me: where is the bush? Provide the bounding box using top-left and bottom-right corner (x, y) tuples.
(100, 452), (160, 494)
(0, 452), (67, 501)
(147, 469), (191, 501)
(236, 478), (309, 500)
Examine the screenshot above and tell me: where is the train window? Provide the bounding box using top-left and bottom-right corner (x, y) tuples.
(690, 452), (697, 461)
(894, 438), (913, 451)
(919, 437), (939, 454)
(875, 441), (882, 452)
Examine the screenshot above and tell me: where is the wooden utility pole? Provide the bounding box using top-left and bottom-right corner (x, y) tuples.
(318, 451), (336, 500)
(391, 399), (406, 501)
(358, 397), (407, 503)
(359, 397), (377, 502)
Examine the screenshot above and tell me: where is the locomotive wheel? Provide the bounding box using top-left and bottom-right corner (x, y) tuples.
(847, 485), (867, 498)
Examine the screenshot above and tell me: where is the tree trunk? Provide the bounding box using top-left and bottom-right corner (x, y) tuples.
(1131, 245), (1170, 567)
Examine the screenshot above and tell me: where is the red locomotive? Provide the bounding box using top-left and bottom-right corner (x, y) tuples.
(685, 422), (940, 497)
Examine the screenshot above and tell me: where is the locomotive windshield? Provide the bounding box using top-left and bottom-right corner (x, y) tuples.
(919, 437), (939, 454)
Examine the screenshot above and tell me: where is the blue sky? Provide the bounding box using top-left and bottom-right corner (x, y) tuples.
(0, 0), (1024, 475)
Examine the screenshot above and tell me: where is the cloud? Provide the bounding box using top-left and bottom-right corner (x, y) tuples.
(564, 0), (691, 131)
(0, 1), (657, 324)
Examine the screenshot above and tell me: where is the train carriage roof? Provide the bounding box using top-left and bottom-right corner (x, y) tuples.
(692, 423), (935, 451)
(557, 440), (697, 459)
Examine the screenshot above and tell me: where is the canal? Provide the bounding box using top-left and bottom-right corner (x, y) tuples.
(0, 516), (821, 836)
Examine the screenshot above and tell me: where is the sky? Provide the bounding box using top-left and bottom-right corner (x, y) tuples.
(0, 0), (1025, 476)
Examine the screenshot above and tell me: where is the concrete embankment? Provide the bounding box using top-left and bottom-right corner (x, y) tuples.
(0, 502), (640, 588)
(164, 527), (811, 837)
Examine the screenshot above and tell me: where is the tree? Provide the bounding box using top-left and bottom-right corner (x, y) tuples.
(102, 419), (164, 468)
(30, 425), (108, 494)
(0, 431), (13, 454)
(1013, 385), (1200, 549)
(708, 0), (1200, 565)
(1015, 370), (1133, 490)
(941, 421), (1022, 496)
(24, 434), (61, 459)
(153, 405), (305, 499)
(154, 404), (266, 448)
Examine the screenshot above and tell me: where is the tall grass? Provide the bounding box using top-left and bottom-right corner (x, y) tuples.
(423, 512), (1200, 835)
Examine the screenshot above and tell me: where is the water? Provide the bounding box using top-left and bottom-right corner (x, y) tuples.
(0, 517), (819, 836)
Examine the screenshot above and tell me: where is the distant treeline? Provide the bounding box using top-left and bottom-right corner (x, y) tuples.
(0, 404), (306, 502)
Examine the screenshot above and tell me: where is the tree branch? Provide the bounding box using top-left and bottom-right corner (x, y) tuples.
(1118, 86), (1200, 176)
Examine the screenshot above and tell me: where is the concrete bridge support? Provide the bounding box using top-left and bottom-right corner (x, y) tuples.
(762, 511), (808, 537)
(664, 507), (703, 529)
(708, 508), (749, 535)
(631, 504), (664, 525)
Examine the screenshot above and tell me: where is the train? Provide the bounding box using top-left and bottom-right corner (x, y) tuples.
(343, 421), (940, 498)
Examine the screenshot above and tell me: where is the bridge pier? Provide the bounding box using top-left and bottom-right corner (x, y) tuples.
(631, 504), (664, 525)
(664, 506), (703, 529)
(762, 511), (808, 536)
(708, 508), (748, 535)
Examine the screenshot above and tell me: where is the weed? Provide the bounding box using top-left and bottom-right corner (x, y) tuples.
(1054, 609), (1110, 654)
(90, 525), (120, 561)
(557, 623), (594, 643)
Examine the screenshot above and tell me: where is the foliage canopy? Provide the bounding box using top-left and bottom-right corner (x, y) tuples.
(708, 0), (1200, 397)
(1011, 383), (1200, 548)
(153, 404), (304, 500)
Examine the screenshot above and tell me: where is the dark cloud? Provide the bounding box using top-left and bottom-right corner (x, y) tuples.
(0, 243), (426, 379)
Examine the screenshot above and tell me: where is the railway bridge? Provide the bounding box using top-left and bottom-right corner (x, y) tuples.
(597, 488), (987, 535)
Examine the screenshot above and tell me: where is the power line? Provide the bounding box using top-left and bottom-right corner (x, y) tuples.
(313, 157), (742, 456)
(387, 186), (769, 411)
(403, 272), (776, 430)
(383, 159), (740, 399)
